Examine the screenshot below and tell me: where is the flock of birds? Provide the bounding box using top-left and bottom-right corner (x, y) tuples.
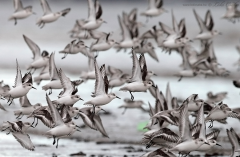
(2, 0), (240, 156)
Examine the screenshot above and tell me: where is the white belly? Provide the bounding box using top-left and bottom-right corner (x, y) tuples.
(42, 14), (59, 23)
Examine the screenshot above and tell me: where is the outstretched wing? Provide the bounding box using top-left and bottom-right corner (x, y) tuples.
(12, 132), (35, 151)
(19, 95), (32, 107)
(23, 35), (41, 61)
(129, 49), (142, 82)
(46, 94), (64, 126)
(100, 64), (109, 94)
(14, 59), (22, 87)
(139, 54), (147, 81)
(58, 68), (74, 97)
(40, 0), (52, 15)
(49, 52), (59, 81)
(14, 0), (23, 12)
(94, 59), (106, 96)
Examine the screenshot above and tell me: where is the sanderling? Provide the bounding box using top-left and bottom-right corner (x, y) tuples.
(1, 121), (35, 151)
(84, 59), (120, 114)
(118, 98), (147, 114)
(135, 40), (159, 62)
(33, 63), (50, 85)
(14, 95), (42, 119)
(23, 35), (49, 74)
(45, 94), (80, 148)
(52, 68), (84, 107)
(36, 0), (70, 28)
(9, 0), (35, 25)
(2, 60), (36, 105)
(140, 0), (167, 21)
(77, 0), (105, 31)
(193, 9), (221, 42)
(42, 52), (62, 95)
(108, 65), (129, 90)
(119, 50), (154, 100)
(221, 2), (240, 23)
(206, 91), (228, 104)
(90, 33), (116, 53)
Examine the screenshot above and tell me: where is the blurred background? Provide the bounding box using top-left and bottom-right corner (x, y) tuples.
(0, 0), (240, 156)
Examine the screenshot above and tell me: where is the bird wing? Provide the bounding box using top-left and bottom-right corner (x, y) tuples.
(204, 10), (214, 31)
(148, 0), (156, 9)
(206, 129), (220, 140)
(94, 59), (106, 96)
(165, 83), (173, 110)
(22, 72), (33, 84)
(14, 59), (22, 87)
(129, 49), (142, 82)
(88, 0), (96, 22)
(19, 95), (32, 107)
(159, 22), (175, 35)
(94, 0), (102, 20)
(40, 0), (52, 15)
(193, 9), (208, 33)
(100, 64), (109, 94)
(46, 94), (64, 126)
(93, 114), (109, 138)
(14, 0), (23, 12)
(58, 69), (74, 97)
(139, 54), (147, 81)
(12, 132), (35, 151)
(108, 65), (123, 79)
(23, 35), (41, 61)
(49, 52), (59, 81)
(172, 10), (179, 34)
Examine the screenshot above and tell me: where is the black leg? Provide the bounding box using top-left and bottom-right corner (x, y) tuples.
(178, 76), (183, 82)
(62, 53), (68, 59)
(35, 118), (38, 128)
(1, 127), (9, 132)
(56, 138), (60, 148)
(48, 88), (52, 95)
(14, 18), (17, 25)
(53, 136), (56, 145)
(16, 113), (22, 119)
(122, 108), (127, 115)
(8, 97), (13, 106)
(40, 22), (45, 29)
(208, 120), (213, 128)
(129, 91), (134, 101)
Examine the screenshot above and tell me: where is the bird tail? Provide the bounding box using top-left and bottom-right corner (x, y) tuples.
(8, 16), (14, 21)
(14, 110), (21, 116)
(42, 85), (49, 91)
(119, 87), (128, 92)
(33, 76), (41, 85)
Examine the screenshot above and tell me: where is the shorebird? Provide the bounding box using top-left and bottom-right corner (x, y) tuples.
(59, 40), (90, 59)
(118, 98), (147, 114)
(42, 52), (62, 95)
(36, 0), (71, 28)
(9, 0), (35, 25)
(2, 60), (36, 106)
(84, 59), (120, 115)
(80, 56), (96, 81)
(227, 128), (240, 157)
(108, 65), (129, 90)
(77, 0), (105, 31)
(90, 33), (116, 53)
(135, 40), (159, 62)
(23, 35), (49, 74)
(52, 68), (84, 107)
(119, 49), (155, 100)
(78, 106), (109, 137)
(206, 91), (228, 104)
(193, 9), (221, 42)
(33, 63), (50, 85)
(1, 121), (35, 151)
(221, 2), (240, 23)
(205, 102), (240, 128)
(45, 94), (80, 148)
(169, 101), (208, 156)
(141, 0), (167, 21)
(14, 95), (42, 119)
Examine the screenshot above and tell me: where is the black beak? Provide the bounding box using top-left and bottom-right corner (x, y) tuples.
(152, 85), (156, 87)
(32, 86), (37, 89)
(204, 142), (210, 145)
(103, 21), (107, 23)
(30, 125), (35, 128)
(80, 98), (84, 101)
(116, 96), (121, 99)
(153, 73), (157, 76)
(76, 129), (81, 132)
(101, 108), (107, 112)
(216, 143), (222, 147)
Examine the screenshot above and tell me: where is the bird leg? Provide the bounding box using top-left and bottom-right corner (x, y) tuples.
(56, 138), (60, 148)
(1, 127), (9, 132)
(34, 118), (39, 128)
(208, 120), (213, 128)
(48, 88), (52, 95)
(178, 76), (183, 82)
(129, 91), (134, 101)
(15, 113), (22, 119)
(61, 53), (68, 59)
(122, 108), (127, 115)
(14, 18), (17, 25)
(31, 117), (36, 126)
(53, 136), (56, 145)
(8, 96), (13, 106)
(74, 113), (80, 119)
(40, 22), (45, 29)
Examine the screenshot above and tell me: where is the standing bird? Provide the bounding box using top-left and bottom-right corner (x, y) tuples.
(36, 0), (70, 28)
(9, 0), (35, 25)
